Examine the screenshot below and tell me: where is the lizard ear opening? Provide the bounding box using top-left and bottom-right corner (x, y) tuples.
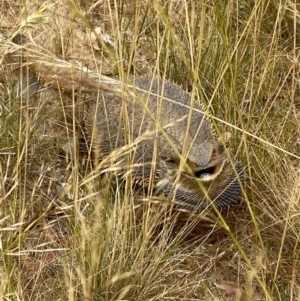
(221, 132), (232, 148)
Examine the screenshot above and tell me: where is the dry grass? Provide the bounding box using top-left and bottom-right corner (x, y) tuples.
(0, 0), (299, 300)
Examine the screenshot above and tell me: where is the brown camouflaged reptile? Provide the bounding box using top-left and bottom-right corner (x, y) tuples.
(8, 34), (243, 211)
(83, 76), (244, 211)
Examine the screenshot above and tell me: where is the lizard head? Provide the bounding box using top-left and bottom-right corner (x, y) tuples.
(83, 76), (244, 212)
(152, 139), (244, 211)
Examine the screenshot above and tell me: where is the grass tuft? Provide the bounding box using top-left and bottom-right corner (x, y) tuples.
(0, 0), (299, 300)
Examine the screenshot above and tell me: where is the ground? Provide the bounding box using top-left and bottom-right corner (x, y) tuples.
(0, 1), (299, 301)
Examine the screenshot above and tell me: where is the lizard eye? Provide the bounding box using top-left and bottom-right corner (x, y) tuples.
(165, 158), (178, 165)
(212, 144), (225, 155)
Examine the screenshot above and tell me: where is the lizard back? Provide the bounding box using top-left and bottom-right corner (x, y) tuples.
(84, 76), (244, 210)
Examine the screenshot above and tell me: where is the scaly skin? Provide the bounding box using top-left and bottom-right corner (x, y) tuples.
(7, 34), (244, 210)
(84, 76), (244, 210)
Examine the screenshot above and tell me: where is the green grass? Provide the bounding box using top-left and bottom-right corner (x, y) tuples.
(0, 0), (299, 300)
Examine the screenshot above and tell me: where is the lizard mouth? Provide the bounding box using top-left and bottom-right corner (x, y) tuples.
(194, 166), (215, 177)
(191, 159), (226, 182)
(153, 159), (226, 196)
(153, 159), (244, 211)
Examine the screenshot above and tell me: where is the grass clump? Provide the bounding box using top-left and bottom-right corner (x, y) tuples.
(0, 0), (299, 300)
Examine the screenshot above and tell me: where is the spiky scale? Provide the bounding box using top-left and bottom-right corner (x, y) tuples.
(84, 76), (244, 210)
